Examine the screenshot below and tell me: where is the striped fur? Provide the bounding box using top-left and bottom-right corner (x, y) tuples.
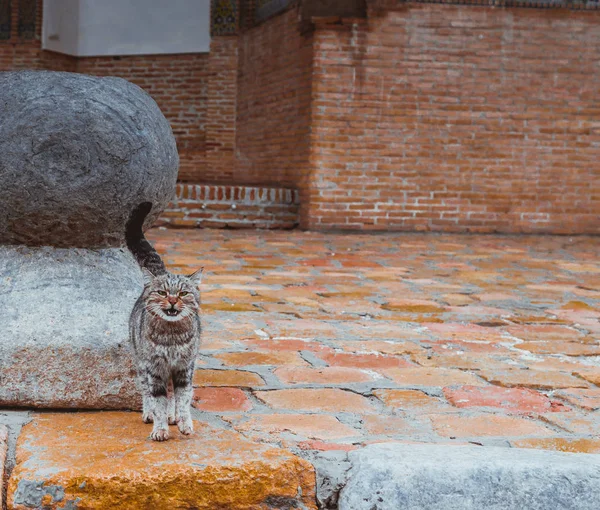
(126, 202), (202, 441)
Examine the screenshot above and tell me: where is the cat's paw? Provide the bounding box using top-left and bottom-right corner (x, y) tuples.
(142, 413), (153, 424)
(177, 417), (193, 435)
(150, 427), (170, 441)
(168, 415), (177, 426)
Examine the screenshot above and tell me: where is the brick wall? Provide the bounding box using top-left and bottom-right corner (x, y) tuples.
(77, 53), (210, 182)
(4, 0), (599, 234)
(305, 4), (600, 233)
(159, 183), (299, 229)
(0, 0), (76, 72)
(205, 37), (239, 184)
(236, 6), (314, 190)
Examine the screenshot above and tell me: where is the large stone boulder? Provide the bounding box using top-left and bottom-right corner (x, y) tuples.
(0, 71), (178, 409)
(0, 71), (178, 248)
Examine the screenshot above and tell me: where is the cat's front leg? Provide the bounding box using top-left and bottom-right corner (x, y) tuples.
(136, 367), (153, 423)
(167, 379), (176, 425)
(148, 368), (170, 441)
(173, 363), (194, 435)
(142, 394), (154, 424)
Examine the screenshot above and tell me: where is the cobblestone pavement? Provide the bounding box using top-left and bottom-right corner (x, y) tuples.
(150, 228), (600, 454)
(5, 229), (600, 509)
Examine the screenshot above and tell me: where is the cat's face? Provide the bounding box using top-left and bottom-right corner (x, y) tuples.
(142, 268), (203, 322)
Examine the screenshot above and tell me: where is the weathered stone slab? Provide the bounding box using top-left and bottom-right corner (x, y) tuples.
(0, 424), (8, 509)
(0, 70), (178, 248)
(7, 413), (316, 509)
(339, 443), (600, 510)
(0, 246), (140, 409)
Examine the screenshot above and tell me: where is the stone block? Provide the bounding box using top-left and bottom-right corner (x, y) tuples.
(0, 246), (140, 408)
(7, 413), (316, 509)
(339, 443), (600, 510)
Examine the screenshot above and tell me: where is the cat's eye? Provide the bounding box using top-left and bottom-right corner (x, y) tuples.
(157, 290), (168, 297)
(179, 291), (189, 297)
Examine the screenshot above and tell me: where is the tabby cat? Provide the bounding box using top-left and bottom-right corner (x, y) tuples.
(126, 202), (203, 441)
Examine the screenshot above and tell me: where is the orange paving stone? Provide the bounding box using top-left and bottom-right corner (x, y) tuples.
(443, 385), (554, 414)
(381, 299), (447, 313)
(214, 351), (308, 366)
(232, 414), (358, 440)
(297, 440), (358, 452)
(193, 369), (265, 388)
(361, 415), (421, 436)
(381, 367), (483, 387)
(429, 414), (553, 438)
(573, 368), (600, 386)
(317, 352), (414, 370)
(540, 413), (600, 435)
(254, 389), (376, 413)
(240, 338), (333, 353)
(517, 341), (600, 356)
(554, 388), (600, 411)
(506, 325), (586, 342)
(416, 351), (521, 371)
(374, 389), (451, 413)
(512, 438), (600, 454)
(192, 387), (252, 412)
(333, 340), (426, 356)
(274, 366), (375, 385)
(7, 413), (315, 510)
(478, 368), (589, 390)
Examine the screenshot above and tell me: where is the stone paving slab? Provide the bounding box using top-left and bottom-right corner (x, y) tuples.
(7, 413), (315, 510)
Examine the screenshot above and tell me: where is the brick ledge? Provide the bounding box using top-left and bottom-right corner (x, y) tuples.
(158, 183), (300, 229)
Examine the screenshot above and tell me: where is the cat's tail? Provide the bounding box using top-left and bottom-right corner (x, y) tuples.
(125, 202), (167, 276)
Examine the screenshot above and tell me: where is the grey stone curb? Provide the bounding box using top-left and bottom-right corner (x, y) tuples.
(334, 443), (600, 510)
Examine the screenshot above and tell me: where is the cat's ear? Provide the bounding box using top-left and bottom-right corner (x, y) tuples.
(141, 268), (155, 287)
(187, 267), (204, 287)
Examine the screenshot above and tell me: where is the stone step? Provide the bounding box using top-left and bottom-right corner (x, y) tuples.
(6, 412), (315, 510)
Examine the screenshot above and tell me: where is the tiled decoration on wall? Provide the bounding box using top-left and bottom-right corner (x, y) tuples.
(211, 0), (237, 35)
(0, 0), (11, 40)
(18, 0), (36, 39)
(255, 0), (292, 22)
